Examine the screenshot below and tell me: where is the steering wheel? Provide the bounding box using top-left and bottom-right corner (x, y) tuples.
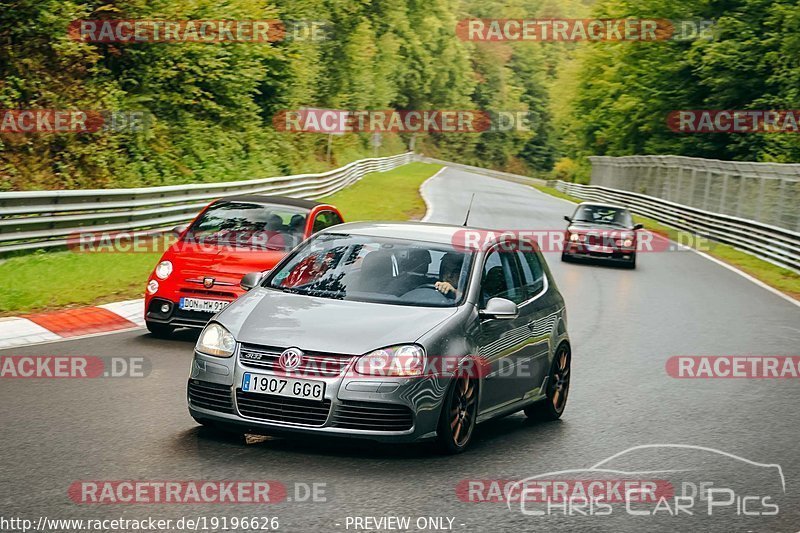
(402, 283), (456, 301)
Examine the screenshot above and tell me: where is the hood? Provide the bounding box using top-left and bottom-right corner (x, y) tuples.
(216, 288), (459, 355)
(166, 242), (286, 279)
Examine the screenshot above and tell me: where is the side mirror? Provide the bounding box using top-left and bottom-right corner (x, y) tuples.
(240, 271), (265, 290)
(564, 215), (572, 223)
(479, 297), (519, 320)
(633, 223), (644, 230)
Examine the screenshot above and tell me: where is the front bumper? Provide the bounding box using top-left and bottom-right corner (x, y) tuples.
(146, 296), (234, 329)
(563, 243), (635, 262)
(187, 349), (447, 443)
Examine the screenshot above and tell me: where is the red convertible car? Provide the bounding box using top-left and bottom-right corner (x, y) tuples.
(144, 195), (344, 337)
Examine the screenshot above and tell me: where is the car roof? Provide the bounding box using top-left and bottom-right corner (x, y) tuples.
(576, 201), (629, 211)
(214, 195), (322, 210)
(324, 221), (491, 246)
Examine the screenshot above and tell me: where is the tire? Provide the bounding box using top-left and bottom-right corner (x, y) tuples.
(435, 371), (478, 454)
(524, 343), (571, 421)
(561, 252), (570, 262)
(628, 254), (637, 269)
(146, 321), (174, 338)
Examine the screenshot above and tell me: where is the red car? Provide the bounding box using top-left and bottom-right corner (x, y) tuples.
(144, 195), (344, 337)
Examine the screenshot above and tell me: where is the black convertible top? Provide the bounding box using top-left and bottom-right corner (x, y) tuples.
(215, 195), (322, 210)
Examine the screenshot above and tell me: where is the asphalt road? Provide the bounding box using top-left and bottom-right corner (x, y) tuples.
(1, 167), (799, 533)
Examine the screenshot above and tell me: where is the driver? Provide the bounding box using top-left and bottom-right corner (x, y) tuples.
(435, 253), (464, 298)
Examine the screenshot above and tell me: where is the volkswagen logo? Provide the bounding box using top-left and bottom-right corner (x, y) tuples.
(278, 348), (303, 371)
(203, 277), (215, 288)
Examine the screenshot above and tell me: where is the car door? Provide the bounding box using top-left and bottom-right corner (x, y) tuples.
(475, 243), (532, 412)
(514, 249), (554, 399)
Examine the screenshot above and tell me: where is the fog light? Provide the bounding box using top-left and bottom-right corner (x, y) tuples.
(160, 303), (170, 313)
(147, 280), (159, 295)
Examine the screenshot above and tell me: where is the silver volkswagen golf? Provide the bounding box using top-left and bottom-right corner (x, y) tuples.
(187, 222), (571, 453)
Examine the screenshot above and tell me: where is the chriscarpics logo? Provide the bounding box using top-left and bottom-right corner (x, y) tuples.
(505, 445), (785, 523)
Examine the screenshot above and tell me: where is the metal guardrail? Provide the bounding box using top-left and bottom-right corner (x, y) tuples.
(555, 180), (800, 273)
(589, 155), (800, 232)
(0, 152), (414, 253)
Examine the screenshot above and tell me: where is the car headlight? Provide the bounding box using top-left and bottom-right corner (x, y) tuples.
(146, 279), (159, 294)
(155, 260), (173, 280)
(623, 238), (633, 247)
(569, 233), (580, 242)
(196, 323), (236, 358)
(354, 345), (426, 377)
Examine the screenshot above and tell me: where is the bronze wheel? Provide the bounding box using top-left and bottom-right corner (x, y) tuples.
(525, 344), (571, 421)
(436, 371), (478, 453)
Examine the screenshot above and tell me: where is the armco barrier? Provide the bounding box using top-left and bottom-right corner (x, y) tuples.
(589, 155), (800, 232)
(556, 181), (799, 273)
(0, 152), (413, 253)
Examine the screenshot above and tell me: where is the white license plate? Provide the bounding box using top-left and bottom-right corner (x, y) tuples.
(586, 244), (613, 254)
(179, 297), (229, 313)
(241, 373), (325, 401)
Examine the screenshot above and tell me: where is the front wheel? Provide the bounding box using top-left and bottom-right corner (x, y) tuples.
(524, 344), (571, 421)
(146, 321), (174, 338)
(435, 372), (478, 454)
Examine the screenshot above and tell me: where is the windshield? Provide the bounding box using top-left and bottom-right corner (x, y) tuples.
(185, 201), (309, 251)
(264, 233), (474, 308)
(572, 205), (633, 227)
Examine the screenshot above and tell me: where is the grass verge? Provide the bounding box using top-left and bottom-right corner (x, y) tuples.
(0, 162), (442, 315)
(318, 161), (439, 221)
(532, 184), (799, 300)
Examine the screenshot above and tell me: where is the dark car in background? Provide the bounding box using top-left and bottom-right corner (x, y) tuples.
(145, 195), (344, 337)
(562, 202), (643, 268)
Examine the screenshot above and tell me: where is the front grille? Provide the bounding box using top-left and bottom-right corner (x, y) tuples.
(331, 400), (414, 431)
(239, 344), (354, 377)
(188, 380), (234, 413)
(235, 390), (331, 426)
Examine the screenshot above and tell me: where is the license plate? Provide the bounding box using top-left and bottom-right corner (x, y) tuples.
(586, 244), (613, 254)
(241, 373), (325, 401)
(179, 297), (229, 313)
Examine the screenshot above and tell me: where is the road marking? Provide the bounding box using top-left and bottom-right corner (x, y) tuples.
(420, 166), (447, 222)
(692, 250), (799, 308)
